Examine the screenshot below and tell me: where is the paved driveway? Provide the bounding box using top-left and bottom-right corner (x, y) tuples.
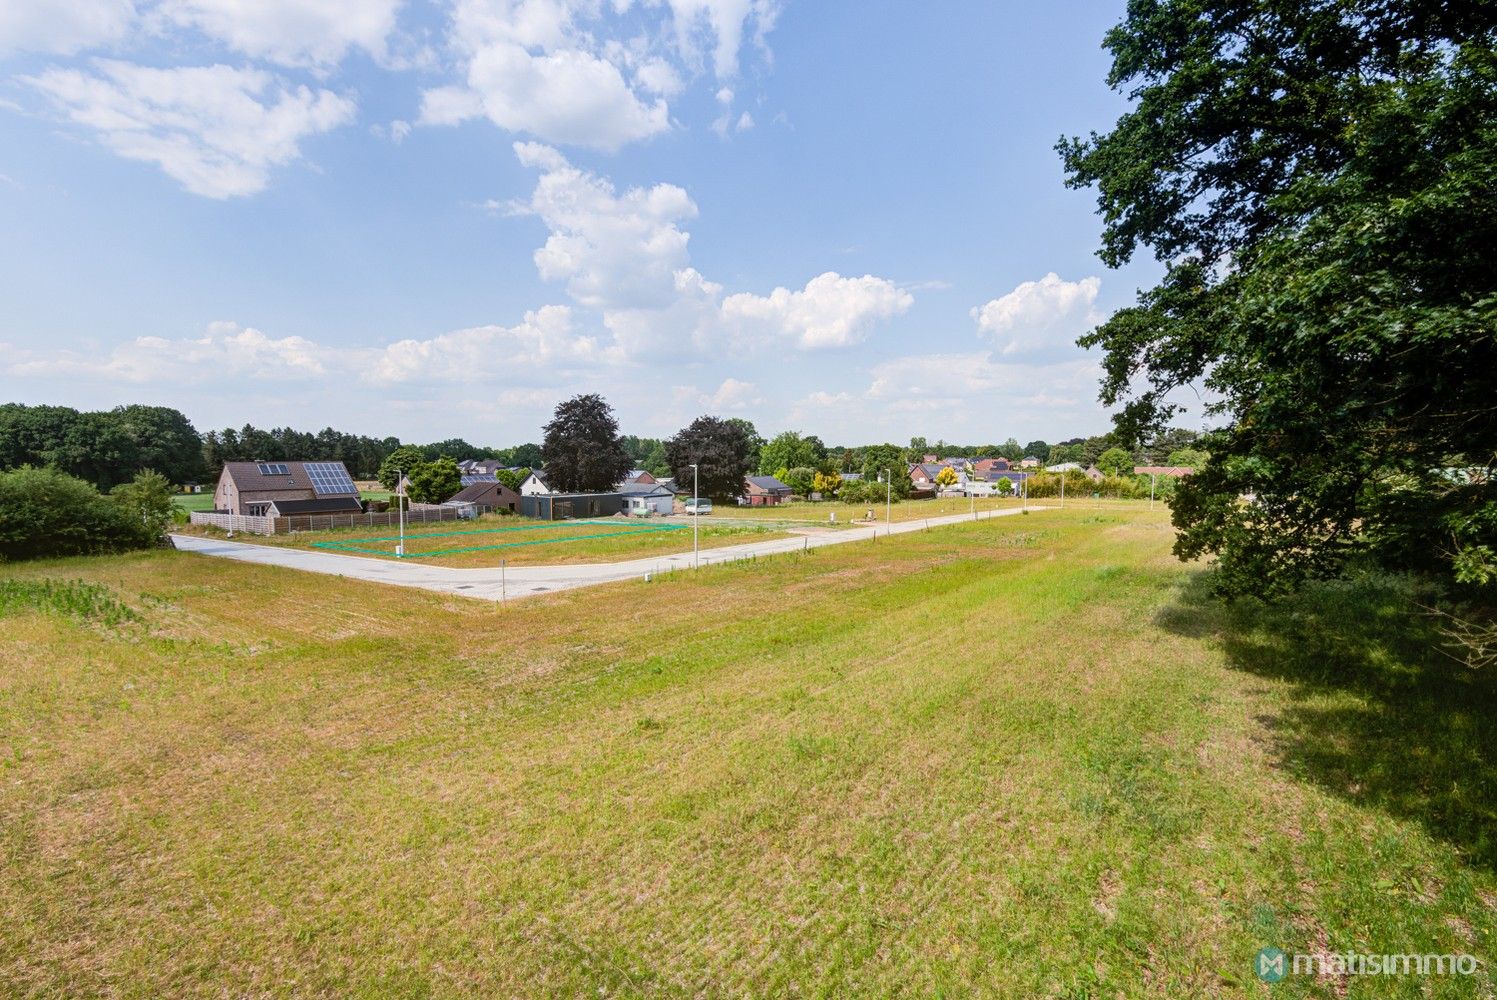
(170, 505), (1043, 601)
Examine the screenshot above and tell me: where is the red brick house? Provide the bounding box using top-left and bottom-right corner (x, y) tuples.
(214, 461), (362, 517)
(743, 475), (792, 505)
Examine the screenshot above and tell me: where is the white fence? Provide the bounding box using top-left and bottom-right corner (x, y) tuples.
(190, 504), (489, 536)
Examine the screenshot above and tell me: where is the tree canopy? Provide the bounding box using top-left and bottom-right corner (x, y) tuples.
(664, 416), (757, 499)
(759, 431), (825, 475)
(541, 394), (632, 493)
(1061, 0), (1497, 597)
(860, 445), (911, 498)
(406, 457), (462, 505)
(0, 403), (204, 490)
(377, 446), (426, 493)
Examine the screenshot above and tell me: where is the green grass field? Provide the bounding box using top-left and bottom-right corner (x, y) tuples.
(169, 493), (216, 512)
(2, 508), (1492, 996)
(711, 494), (1161, 525)
(178, 513), (788, 567)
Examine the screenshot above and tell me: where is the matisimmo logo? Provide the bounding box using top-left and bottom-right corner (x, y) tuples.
(1256, 947), (1480, 982)
(1255, 947), (1287, 983)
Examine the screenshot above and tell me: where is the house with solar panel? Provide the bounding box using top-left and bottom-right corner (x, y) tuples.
(212, 461), (364, 517)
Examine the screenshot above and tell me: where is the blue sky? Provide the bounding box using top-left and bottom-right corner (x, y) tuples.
(0, 0), (1170, 446)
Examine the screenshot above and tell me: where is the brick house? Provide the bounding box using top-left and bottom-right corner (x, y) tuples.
(214, 461), (363, 516)
(743, 475), (793, 505)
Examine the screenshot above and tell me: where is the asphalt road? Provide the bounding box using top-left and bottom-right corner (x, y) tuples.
(170, 505), (1043, 602)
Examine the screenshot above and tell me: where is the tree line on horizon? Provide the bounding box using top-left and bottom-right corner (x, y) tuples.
(0, 400), (1198, 497)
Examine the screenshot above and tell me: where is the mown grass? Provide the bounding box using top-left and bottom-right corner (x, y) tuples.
(710, 494), (1029, 524)
(179, 513), (788, 567)
(711, 494), (1161, 526)
(169, 494), (216, 513)
(1, 508), (1492, 997)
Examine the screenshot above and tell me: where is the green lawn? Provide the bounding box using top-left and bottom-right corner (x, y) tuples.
(169, 493), (216, 512)
(1, 509), (1492, 996)
(711, 494), (1161, 525)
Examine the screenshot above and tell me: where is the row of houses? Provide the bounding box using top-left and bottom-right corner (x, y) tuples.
(211, 453), (1197, 521)
(212, 460), (798, 519)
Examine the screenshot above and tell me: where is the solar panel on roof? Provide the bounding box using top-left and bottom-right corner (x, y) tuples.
(256, 462), (289, 476)
(302, 462), (358, 496)
(460, 474), (498, 486)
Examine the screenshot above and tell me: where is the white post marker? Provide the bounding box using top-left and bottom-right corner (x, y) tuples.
(884, 469), (892, 536)
(691, 462), (699, 569)
(396, 469), (405, 557)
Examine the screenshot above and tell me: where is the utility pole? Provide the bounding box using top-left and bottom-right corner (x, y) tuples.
(691, 462), (700, 568)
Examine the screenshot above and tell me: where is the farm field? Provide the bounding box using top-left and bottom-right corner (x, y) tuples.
(1, 508), (1492, 997)
(177, 512), (790, 568)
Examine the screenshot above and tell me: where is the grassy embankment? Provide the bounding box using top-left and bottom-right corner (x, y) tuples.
(1, 507), (1492, 996)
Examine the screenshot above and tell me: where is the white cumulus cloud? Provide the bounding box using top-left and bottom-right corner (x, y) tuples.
(154, 0), (403, 69)
(362, 305), (613, 385)
(5, 321), (330, 382)
(511, 144), (913, 357)
(663, 0), (778, 78)
(420, 0), (669, 151)
(24, 59), (355, 198)
(514, 140), (696, 309)
(970, 272), (1103, 358)
(420, 0), (780, 149)
(0, 0), (136, 57)
(723, 272), (913, 349)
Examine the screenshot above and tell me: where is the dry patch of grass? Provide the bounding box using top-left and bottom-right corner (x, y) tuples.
(2, 509), (1493, 997)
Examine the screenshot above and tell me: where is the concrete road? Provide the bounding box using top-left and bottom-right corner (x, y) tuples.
(170, 505), (1044, 602)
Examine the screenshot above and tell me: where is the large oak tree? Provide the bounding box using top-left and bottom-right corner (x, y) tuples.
(1061, 1), (1497, 597)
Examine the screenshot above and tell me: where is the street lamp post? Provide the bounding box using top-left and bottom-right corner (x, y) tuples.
(690, 462), (699, 569)
(1059, 468), (1065, 508)
(1150, 472), (1158, 510)
(396, 468), (405, 557)
(883, 469), (892, 536)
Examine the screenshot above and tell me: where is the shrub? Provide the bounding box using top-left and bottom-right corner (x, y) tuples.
(0, 466), (157, 561)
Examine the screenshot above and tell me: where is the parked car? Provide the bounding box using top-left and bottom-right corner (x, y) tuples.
(683, 497), (713, 515)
